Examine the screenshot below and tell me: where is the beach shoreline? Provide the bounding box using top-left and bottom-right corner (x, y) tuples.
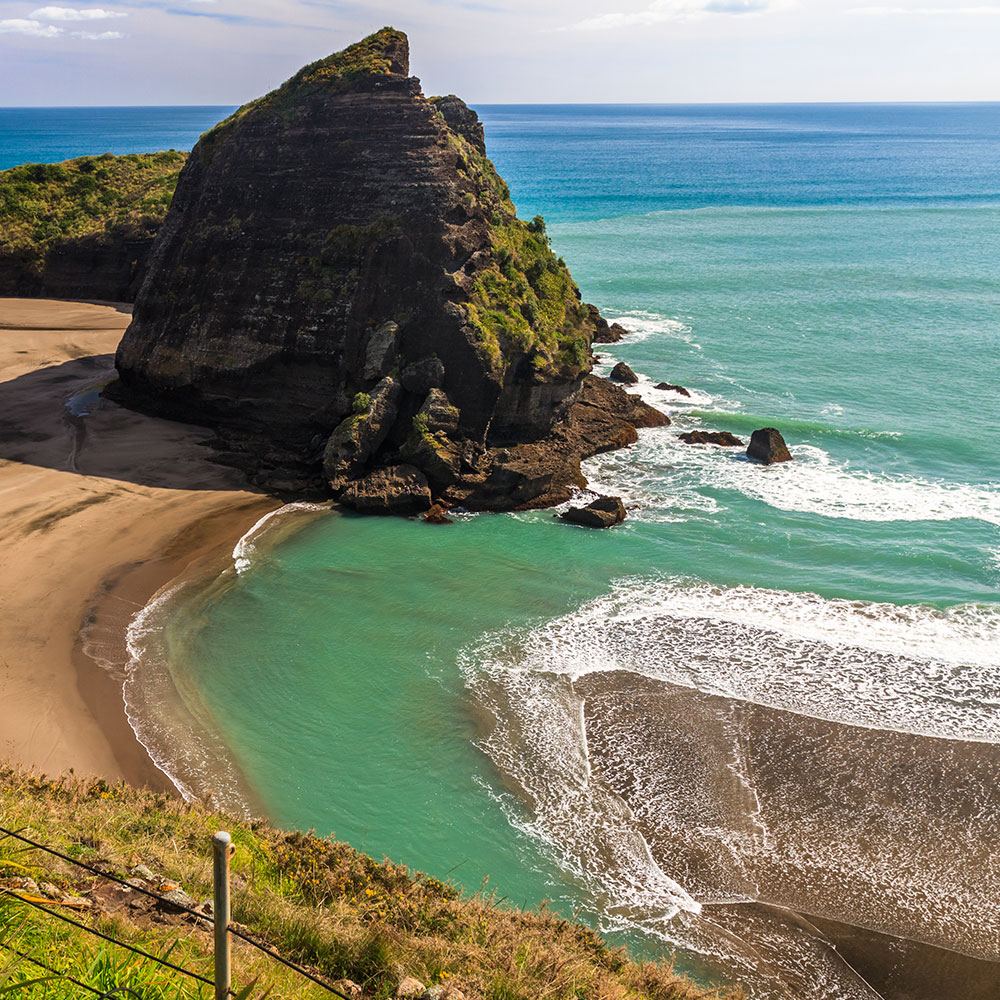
(0, 297), (279, 791)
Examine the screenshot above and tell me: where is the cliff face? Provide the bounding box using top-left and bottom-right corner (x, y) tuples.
(110, 28), (665, 509)
(0, 152), (184, 302)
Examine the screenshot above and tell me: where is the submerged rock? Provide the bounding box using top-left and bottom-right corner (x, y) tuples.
(747, 427), (793, 464)
(108, 28), (661, 512)
(423, 502), (453, 524)
(560, 494), (627, 528)
(655, 382), (691, 397)
(678, 430), (743, 447)
(609, 362), (638, 385)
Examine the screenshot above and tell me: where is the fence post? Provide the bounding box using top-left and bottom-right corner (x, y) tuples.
(213, 831), (232, 1000)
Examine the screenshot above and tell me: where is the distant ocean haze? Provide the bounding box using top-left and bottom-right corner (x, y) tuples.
(9, 103), (1000, 999)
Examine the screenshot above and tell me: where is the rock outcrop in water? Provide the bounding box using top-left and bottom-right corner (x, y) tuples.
(656, 381), (690, 397)
(678, 430), (743, 447)
(609, 362), (639, 385)
(560, 494), (627, 528)
(108, 28), (666, 511)
(747, 427), (792, 464)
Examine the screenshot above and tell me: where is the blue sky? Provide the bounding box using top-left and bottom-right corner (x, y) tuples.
(1, 0), (998, 105)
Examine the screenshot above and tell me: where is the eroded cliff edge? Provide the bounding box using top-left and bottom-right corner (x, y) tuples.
(108, 28), (666, 511)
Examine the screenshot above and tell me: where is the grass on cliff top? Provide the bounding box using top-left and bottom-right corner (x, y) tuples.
(198, 28), (407, 166)
(0, 767), (738, 1000)
(0, 151), (185, 255)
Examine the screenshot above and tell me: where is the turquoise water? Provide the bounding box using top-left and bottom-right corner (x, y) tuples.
(10, 105), (999, 996)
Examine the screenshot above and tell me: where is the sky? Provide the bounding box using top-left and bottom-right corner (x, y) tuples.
(1, 0), (998, 105)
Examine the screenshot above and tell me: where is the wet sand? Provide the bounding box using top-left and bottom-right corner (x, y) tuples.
(0, 298), (278, 788)
(577, 671), (1000, 999)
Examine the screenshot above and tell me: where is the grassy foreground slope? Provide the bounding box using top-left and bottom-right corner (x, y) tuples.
(0, 767), (736, 999)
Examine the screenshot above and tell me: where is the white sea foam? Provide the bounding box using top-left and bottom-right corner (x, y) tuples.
(122, 579), (259, 813)
(121, 502), (328, 807)
(463, 577), (1000, 991)
(605, 310), (699, 347)
(584, 427), (1000, 527)
(465, 649), (702, 936)
(232, 501), (328, 573)
(469, 578), (1000, 743)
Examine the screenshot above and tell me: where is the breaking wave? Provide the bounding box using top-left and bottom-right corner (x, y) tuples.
(467, 577), (1000, 743)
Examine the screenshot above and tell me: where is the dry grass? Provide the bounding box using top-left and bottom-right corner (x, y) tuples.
(0, 767), (740, 1000)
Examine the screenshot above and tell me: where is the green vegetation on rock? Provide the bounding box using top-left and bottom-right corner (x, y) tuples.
(0, 151), (185, 257)
(0, 767), (736, 999)
(446, 133), (591, 374)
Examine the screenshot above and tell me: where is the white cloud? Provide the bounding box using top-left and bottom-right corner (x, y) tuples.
(848, 4), (1000, 11)
(569, 0), (792, 30)
(31, 6), (128, 19)
(0, 16), (63, 34)
(73, 27), (124, 36)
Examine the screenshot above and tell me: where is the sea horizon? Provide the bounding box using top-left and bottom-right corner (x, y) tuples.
(2, 99), (999, 998)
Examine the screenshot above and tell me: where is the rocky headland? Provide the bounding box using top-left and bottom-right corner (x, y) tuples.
(105, 28), (667, 513)
(0, 151), (185, 301)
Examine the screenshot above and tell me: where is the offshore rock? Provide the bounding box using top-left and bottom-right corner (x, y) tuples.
(109, 28), (663, 510)
(656, 382), (691, 397)
(678, 430), (743, 447)
(747, 427), (793, 464)
(561, 494), (627, 528)
(339, 464), (431, 514)
(609, 362), (638, 385)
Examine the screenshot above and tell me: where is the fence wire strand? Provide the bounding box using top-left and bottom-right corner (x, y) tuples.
(0, 823), (352, 998)
(227, 925), (350, 998)
(0, 825), (210, 923)
(0, 889), (216, 988)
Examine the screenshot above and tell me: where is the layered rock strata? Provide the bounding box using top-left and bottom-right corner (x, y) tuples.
(109, 28), (666, 510)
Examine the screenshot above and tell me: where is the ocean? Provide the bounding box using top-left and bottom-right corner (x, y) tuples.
(7, 103), (1000, 998)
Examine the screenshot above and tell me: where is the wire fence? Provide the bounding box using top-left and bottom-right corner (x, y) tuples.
(0, 823), (353, 1000)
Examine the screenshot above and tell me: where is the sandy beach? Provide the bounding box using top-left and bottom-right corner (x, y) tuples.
(0, 297), (278, 789)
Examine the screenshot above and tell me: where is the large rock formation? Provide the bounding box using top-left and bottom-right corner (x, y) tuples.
(108, 28), (666, 510)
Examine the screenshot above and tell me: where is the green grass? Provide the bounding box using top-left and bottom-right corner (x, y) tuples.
(0, 151), (186, 259)
(0, 767), (739, 1000)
